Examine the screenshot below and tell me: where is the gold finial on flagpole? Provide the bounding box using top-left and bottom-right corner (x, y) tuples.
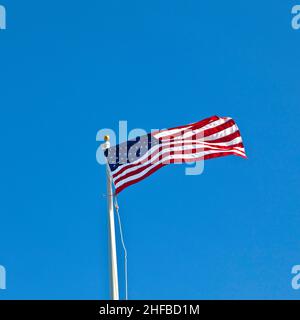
(101, 135), (111, 151)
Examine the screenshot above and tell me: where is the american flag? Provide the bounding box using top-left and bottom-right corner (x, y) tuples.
(104, 115), (246, 194)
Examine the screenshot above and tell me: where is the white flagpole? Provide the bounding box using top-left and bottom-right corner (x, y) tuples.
(102, 135), (119, 300)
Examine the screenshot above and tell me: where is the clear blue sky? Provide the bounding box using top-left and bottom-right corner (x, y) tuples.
(0, 1), (300, 300)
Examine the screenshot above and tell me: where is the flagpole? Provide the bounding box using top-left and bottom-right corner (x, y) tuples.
(102, 135), (119, 300)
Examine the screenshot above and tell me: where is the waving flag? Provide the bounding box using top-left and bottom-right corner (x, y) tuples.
(104, 116), (246, 194)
